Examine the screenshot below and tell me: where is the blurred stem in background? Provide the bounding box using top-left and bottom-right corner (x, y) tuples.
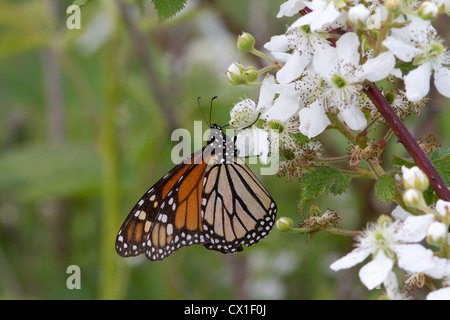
(42, 0), (69, 266)
(115, 0), (178, 132)
(98, 14), (127, 299)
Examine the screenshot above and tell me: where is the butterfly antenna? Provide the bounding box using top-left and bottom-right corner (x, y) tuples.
(197, 97), (211, 128)
(232, 113), (261, 137)
(209, 96), (218, 126)
(237, 112), (261, 132)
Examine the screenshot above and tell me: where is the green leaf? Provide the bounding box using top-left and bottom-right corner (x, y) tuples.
(298, 167), (352, 207)
(392, 155), (415, 168)
(398, 61), (417, 77)
(72, 0), (94, 8)
(151, 0), (188, 21)
(375, 174), (396, 203)
(430, 147), (450, 186)
(430, 147), (450, 162)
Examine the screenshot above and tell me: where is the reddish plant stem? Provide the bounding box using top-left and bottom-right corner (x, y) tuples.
(364, 83), (450, 201)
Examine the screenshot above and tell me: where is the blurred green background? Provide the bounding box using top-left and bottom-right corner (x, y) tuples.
(0, 0), (448, 300)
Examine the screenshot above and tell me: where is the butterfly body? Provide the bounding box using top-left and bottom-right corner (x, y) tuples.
(116, 124), (277, 261)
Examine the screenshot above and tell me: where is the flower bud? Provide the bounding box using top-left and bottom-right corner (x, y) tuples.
(309, 204), (322, 217)
(418, 2), (438, 20)
(237, 32), (255, 52)
(426, 221), (447, 246)
(348, 4), (370, 26)
(436, 199), (450, 218)
(403, 188), (426, 208)
(243, 66), (259, 82)
(276, 217), (294, 232)
(226, 62), (246, 85)
(377, 214), (393, 227)
(401, 166), (429, 192)
(385, 0), (401, 13)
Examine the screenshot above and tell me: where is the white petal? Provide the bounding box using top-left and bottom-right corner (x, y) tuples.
(263, 92), (300, 121)
(310, 2), (340, 32)
(393, 244), (434, 273)
(330, 246), (372, 271)
(257, 75), (277, 111)
(393, 15), (434, 43)
(252, 127), (270, 164)
(360, 52), (395, 82)
(237, 128), (270, 163)
(298, 100), (330, 138)
(339, 105), (367, 130)
(383, 271), (401, 300)
(434, 67), (450, 98)
(404, 63), (432, 101)
(277, 0), (306, 18)
(287, 10), (318, 31)
(307, 0), (327, 11)
(235, 129), (254, 158)
(359, 251), (393, 290)
(264, 34), (289, 52)
(426, 287), (450, 300)
(276, 50), (311, 84)
(423, 256), (450, 279)
(382, 36), (420, 62)
(270, 51), (292, 63)
(336, 32), (360, 66)
(391, 68), (403, 79)
(393, 214), (434, 242)
(313, 45), (337, 79)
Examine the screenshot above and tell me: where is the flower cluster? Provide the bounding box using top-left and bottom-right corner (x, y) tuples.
(330, 166), (450, 299)
(226, 0), (449, 299)
(227, 0), (450, 170)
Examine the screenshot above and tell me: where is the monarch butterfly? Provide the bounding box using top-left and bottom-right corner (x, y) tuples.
(115, 100), (277, 261)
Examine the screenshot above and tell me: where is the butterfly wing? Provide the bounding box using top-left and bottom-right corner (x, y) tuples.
(201, 156), (277, 253)
(115, 147), (211, 260)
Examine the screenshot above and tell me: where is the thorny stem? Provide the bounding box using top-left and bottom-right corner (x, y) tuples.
(364, 82), (450, 201)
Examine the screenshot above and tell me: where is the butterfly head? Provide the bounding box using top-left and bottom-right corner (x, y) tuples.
(206, 124), (237, 164)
